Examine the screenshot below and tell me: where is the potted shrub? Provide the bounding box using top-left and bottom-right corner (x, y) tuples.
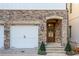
(65, 40), (75, 55)
(38, 41), (47, 55)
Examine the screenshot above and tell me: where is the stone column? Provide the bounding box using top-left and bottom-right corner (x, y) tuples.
(41, 20), (46, 43)
(43, 22), (47, 44)
(61, 19), (67, 47)
(4, 22), (10, 49)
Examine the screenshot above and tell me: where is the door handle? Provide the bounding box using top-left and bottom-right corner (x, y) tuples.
(24, 35), (26, 39)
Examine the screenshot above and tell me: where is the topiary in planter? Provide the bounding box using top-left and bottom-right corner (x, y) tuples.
(65, 41), (75, 55)
(65, 41), (72, 52)
(38, 41), (47, 55)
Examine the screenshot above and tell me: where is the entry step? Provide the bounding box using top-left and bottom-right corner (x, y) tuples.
(46, 47), (65, 53)
(46, 43), (63, 48)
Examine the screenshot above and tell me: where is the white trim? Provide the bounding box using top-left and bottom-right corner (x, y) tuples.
(46, 16), (63, 20)
(10, 20), (41, 25)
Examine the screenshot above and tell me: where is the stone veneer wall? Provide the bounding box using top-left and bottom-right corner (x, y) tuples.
(55, 20), (62, 43)
(0, 10), (67, 48)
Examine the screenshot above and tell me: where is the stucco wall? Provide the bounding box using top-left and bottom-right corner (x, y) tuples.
(70, 18), (79, 43)
(68, 4), (79, 47)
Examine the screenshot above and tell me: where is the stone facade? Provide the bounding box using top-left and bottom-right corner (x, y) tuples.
(0, 10), (68, 49)
(55, 20), (62, 43)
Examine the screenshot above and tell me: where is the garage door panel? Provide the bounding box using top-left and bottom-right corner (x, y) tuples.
(10, 25), (38, 48)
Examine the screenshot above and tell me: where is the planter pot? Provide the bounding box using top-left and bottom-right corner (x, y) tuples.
(66, 51), (76, 56)
(38, 50), (47, 55)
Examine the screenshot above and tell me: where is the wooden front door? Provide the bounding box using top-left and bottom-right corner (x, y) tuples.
(47, 23), (55, 42)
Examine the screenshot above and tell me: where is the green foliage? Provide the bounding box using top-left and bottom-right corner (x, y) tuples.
(64, 40), (76, 55)
(38, 41), (47, 55)
(65, 41), (72, 51)
(40, 41), (46, 51)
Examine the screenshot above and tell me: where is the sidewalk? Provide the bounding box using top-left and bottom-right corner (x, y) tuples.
(0, 48), (79, 56)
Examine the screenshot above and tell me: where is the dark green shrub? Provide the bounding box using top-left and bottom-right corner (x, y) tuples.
(65, 41), (72, 52)
(65, 41), (75, 55)
(38, 41), (47, 55)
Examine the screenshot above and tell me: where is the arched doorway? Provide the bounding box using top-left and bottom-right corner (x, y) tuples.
(46, 19), (62, 43)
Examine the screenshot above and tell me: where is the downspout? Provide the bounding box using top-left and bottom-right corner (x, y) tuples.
(66, 3), (69, 43)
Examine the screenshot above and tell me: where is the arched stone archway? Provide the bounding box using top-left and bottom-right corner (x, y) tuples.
(43, 16), (67, 47)
(46, 19), (62, 43)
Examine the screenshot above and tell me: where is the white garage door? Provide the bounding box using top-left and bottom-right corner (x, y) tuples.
(10, 25), (38, 48)
(0, 25), (4, 48)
